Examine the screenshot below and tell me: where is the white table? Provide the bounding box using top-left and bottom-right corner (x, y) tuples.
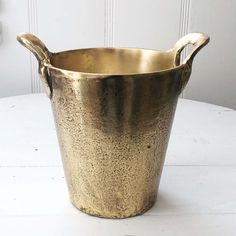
(0, 94), (236, 236)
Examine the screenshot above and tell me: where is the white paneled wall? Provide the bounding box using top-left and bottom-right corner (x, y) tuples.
(1, 0), (236, 109)
(0, 0), (31, 97)
(185, 0), (236, 109)
(113, 0), (181, 50)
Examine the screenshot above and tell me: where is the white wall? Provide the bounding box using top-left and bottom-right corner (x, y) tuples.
(1, 0), (236, 109)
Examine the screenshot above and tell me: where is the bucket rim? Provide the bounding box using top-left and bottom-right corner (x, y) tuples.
(46, 47), (187, 77)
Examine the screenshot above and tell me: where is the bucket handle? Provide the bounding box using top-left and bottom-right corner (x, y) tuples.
(17, 33), (53, 98)
(173, 32), (210, 66)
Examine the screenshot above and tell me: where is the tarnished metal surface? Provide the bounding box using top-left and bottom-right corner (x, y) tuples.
(17, 32), (209, 218)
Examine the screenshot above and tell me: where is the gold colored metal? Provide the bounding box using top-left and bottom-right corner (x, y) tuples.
(17, 32), (209, 218)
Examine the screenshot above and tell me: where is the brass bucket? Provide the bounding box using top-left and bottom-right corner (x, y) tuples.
(17, 32), (209, 218)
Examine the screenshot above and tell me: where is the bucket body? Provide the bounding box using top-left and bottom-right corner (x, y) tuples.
(17, 33), (209, 218)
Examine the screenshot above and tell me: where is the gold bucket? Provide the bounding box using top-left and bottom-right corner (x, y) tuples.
(17, 32), (209, 218)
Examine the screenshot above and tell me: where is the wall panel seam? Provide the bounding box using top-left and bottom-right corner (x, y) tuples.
(179, 0), (191, 98)
(104, 0), (114, 47)
(28, 0), (41, 93)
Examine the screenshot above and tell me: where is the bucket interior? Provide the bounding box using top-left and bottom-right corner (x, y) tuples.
(51, 48), (176, 75)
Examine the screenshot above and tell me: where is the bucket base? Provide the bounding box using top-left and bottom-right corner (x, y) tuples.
(70, 195), (156, 219)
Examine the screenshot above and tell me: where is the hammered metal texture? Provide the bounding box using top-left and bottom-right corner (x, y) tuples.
(17, 32), (209, 218)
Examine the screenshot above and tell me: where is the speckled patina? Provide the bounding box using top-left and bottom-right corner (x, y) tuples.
(17, 32), (209, 218)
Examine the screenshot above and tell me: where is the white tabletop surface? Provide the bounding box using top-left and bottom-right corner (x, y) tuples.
(0, 94), (236, 236)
